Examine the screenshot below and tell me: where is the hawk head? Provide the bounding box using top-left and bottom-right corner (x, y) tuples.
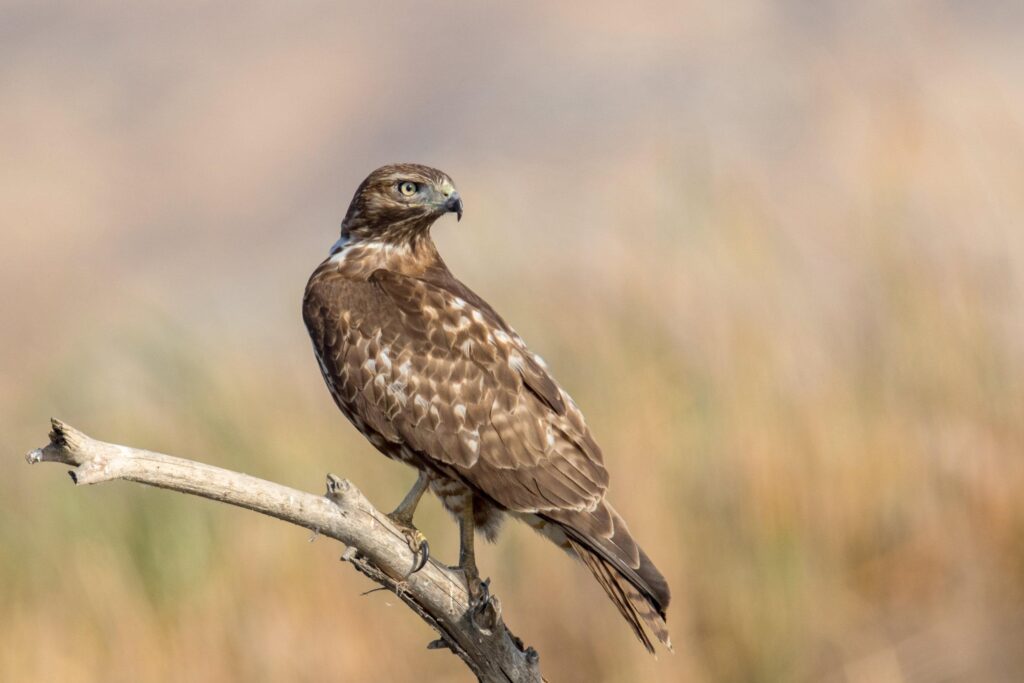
(340, 163), (463, 244)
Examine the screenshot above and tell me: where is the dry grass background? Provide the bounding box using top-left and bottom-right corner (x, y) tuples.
(3, 1), (1024, 681)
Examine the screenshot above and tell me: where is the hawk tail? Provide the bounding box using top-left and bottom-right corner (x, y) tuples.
(567, 537), (672, 653)
(545, 501), (672, 653)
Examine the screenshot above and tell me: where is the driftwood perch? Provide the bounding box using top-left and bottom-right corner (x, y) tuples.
(25, 418), (542, 683)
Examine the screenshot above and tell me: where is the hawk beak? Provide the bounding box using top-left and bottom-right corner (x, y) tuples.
(444, 192), (464, 222)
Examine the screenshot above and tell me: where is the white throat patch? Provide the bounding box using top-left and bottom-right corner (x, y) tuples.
(329, 234), (352, 256)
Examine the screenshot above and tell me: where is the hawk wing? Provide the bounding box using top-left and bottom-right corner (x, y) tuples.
(311, 265), (610, 513)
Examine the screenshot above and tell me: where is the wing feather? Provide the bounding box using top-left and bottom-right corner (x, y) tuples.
(361, 268), (608, 512)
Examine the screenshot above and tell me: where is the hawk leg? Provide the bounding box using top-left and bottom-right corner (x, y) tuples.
(387, 470), (431, 577)
(453, 496), (500, 633)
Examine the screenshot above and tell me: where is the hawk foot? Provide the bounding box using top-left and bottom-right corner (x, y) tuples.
(387, 514), (430, 577)
(451, 568), (501, 634)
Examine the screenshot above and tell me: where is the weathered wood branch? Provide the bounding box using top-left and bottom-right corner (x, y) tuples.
(25, 418), (542, 683)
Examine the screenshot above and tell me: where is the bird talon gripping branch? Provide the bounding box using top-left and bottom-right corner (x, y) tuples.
(468, 577), (500, 634)
(403, 532), (429, 577)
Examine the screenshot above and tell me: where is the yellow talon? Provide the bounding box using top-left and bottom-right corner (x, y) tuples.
(388, 514), (430, 577)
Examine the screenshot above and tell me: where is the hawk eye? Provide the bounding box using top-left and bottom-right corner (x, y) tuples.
(398, 181), (418, 197)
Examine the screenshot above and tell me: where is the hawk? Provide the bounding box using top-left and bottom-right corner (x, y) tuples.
(303, 163), (671, 651)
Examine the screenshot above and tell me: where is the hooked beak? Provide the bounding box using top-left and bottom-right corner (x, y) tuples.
(444, 192), (464, 222)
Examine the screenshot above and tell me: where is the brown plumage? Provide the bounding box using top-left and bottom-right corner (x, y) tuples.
(303, 163), (671, 652)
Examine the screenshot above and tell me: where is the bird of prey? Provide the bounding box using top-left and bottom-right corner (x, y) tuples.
(303, 163), (671, 651)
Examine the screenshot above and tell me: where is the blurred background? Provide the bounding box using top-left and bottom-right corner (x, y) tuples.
(3, 1), (1024, 681)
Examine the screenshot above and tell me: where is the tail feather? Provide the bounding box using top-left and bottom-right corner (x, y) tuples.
(568, 537), (671, 653)
(543, 500), (672, 653)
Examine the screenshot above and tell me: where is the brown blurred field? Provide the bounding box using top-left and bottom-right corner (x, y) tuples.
(3, 2), (1024, 681)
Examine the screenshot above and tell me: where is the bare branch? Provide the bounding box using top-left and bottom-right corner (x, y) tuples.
(26, 418), (542, 683)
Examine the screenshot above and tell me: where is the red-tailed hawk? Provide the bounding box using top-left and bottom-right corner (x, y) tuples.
(303, 163), (671, 651)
